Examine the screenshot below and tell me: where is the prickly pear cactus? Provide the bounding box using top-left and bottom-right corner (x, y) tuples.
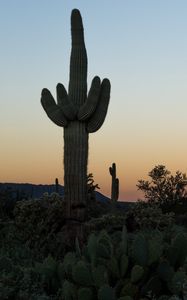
(130, 265), (144, 283)
(121, 297), (134, 300)
(72, 260), (93, 286)
(118, 297), (133, 300)
(131, 233), (149, 267)
(41, 9), (110, 221)
(62, 280), (77, 300)
(78, 287), (94, 300)
(98, 284), (116, 300)
(167, 271), (187, 295)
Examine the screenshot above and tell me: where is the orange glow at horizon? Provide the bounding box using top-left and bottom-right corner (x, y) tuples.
(2, 122), (187, 202)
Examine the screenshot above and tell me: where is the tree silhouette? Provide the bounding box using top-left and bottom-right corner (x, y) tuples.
(137, 165), (187, 206)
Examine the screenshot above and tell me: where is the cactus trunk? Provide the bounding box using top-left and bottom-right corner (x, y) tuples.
(63, 10), (88, 220)
(64, 121), (88, 219)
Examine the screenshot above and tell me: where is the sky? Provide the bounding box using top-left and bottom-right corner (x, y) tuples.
(1, 0), (187, 201)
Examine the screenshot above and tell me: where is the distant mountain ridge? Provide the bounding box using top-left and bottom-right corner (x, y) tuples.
(0, 183), (134, 211)
(0, 182), (110, 203)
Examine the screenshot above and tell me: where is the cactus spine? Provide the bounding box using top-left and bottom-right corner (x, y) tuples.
(41, 10), (110, 221)
(109, 163), (119, 203)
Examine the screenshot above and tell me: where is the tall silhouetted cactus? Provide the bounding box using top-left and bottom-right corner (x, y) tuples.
(41, 9), (110, 221)
(109, 163), (119, 203)
(55, 178), (59, 194)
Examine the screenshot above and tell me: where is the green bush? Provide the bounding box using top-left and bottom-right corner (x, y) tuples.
(137, 165), (187, 209)
(13, 193), (67, 258)
(126, 200), (175, 231)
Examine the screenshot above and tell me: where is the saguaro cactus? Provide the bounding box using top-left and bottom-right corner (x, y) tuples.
(41, 9), (110, 221)
(55, 178), (59, 194)
(109, 163), (119, 203)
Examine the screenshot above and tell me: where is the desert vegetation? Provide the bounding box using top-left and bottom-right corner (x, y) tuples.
(1, 166), (187, 299)
(2, 8), (187, 300)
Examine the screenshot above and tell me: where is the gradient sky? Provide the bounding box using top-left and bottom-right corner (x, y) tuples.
(1, 0), (187, 201)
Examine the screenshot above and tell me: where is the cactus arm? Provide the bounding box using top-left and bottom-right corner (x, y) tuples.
(109, 163), (116, 177)
(56, 83), (77, 120)
(87, 78), (110, 133)
(78, 76), (101, 121)
(41, 88), (68, 127)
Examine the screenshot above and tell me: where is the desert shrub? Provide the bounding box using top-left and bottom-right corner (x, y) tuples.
(0, 227), (48, 299)
(87, 196), (111, 219)
(161, 199), (187, 216)
(175, 214), (187, 227)
(86, 173), (111, 218)
(137, 165), (187, 209)
(87, 173), (100, 196)
(125, 200), (175, 231)
(0, 253), (55, 299)
(13, 192), (67, 259)
(0, 188), (17, 219)
(86, 213), (127, 234)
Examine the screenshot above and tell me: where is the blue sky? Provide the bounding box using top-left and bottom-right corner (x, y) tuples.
(1, 1), (187, 200)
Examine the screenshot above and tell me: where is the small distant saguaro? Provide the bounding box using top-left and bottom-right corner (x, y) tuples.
(41, 10), (111, 221)
(55, 178), (59, 194)
(109, 163), (119, 203)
